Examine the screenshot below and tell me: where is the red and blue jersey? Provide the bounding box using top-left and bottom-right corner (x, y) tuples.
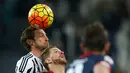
(66, 52), (114, 73)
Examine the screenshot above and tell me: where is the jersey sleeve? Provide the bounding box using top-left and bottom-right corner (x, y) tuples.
(15, 57), (34, 73)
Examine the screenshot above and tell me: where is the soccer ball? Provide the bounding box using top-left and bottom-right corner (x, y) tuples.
(28, 4), (54, 29)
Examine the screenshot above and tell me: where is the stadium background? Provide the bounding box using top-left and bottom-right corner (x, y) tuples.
(0, 0), (130, 73)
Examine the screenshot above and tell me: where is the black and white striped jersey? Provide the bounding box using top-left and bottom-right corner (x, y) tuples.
(15, 52), (45, 73)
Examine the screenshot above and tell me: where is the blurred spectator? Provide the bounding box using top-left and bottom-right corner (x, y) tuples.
(116, 20), (130, 73)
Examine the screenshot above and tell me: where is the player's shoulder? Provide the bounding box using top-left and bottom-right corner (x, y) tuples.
(93, 55), (114, 72)
(103, 55), (114, 65)
(16, 53), (34, 72)
(94, 55), (114, 71)
(66, 58), (87, 73)
(16, 53), (34, 66)
(69, 58), (87, 67)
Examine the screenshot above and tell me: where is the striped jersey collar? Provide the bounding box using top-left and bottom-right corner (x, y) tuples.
(29, 52), (41, 61)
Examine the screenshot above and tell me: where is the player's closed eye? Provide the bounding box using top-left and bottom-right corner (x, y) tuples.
(54, 50), (58, 53)
(39, 33), (44, 37)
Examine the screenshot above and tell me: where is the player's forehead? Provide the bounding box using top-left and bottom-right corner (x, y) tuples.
(50, 47), (61, 52)
(34, 29), (46, 35)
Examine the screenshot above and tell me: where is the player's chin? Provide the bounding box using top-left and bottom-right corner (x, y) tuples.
(60, 60), (67, 65)
(43, 43), (49, 48)
(60, 58), (67, 64)
(40, 45), (48, 51)
(44, 43), (49, 47)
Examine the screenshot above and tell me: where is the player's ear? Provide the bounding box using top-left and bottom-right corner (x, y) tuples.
(104, 41), (110, 53)
(45, 58), (52, 64)
(26, 39), (34, 46)
(80, 43), (86, 53)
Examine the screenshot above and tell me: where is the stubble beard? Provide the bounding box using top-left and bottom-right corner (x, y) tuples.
(53, 58), (67, 65)
(35, 43), (49, 51)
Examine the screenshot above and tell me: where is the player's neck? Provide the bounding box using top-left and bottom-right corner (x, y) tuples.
(92, 51), (105, 55)
(50, 64), (65, 73)
(31, 48), (42, 57)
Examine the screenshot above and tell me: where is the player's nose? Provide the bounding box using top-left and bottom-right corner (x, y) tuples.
(61, 51), (64, 55)
(45, 36), (49, 41)
(60, 51), (65, 57)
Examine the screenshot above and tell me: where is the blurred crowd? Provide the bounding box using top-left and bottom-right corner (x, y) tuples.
(1, 0), (130, 73)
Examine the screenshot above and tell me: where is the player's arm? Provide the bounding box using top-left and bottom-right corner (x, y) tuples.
(15, 59), (35, 73)
(94, 61), (111, 73)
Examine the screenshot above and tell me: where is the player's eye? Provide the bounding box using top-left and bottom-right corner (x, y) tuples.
(39, 33), (44, 37)
(54, 50), (58, 53)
